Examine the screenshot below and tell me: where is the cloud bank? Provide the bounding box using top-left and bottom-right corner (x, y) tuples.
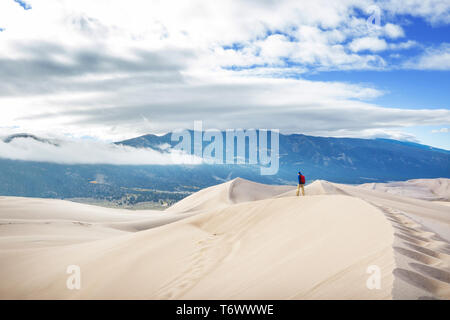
(0, 136), (201, 165)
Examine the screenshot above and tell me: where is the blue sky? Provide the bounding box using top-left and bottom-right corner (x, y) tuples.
(304, 69), (450, 149)
(0, 0), (449, 150)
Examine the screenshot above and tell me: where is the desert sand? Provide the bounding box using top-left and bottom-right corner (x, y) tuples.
(359, 178), (450, 201)
(0, 178), (449, 299)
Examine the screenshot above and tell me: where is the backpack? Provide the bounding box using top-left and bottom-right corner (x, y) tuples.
(300, 175), (306, 184)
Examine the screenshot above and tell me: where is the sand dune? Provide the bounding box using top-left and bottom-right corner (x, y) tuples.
(0, 196), (192, 244)
(0, 178), (449, 299)
(359, 178), (450, 201)
(165, 177), (293, 213)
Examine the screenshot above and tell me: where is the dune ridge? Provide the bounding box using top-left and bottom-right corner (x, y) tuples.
(0, 178), (449, 299)
(165, 177), (293, 213)
(359, 178), (450, 201)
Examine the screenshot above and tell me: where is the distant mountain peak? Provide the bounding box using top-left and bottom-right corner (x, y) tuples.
(3, 133), (59, 146)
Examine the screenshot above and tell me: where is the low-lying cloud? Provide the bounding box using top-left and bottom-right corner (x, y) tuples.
(0, 137), (201, 165)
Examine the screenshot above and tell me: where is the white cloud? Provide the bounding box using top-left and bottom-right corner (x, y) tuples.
(3, 71), (449, 143)
(404, 43), (450, 70)
(349, 37), (388, 52)
(431, 127), (449, 133)
(319, 128), (421, 142)
(384, 23), (405, 39)
(389, 40), (418, 50)
(380, 0), (450, 25)
(0, 137), (201, 164)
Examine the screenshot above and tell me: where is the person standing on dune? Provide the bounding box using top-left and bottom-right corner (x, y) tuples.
(296, 171), (306, 196)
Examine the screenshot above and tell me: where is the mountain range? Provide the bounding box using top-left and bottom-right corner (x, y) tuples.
(118, 131), (450, 183)
(0, 131), (448, 205)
